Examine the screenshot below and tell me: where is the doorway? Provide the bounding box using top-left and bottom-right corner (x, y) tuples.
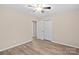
(32, 20), (37, 38)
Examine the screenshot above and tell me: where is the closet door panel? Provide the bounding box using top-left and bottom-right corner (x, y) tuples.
(37, 20), (53, 41)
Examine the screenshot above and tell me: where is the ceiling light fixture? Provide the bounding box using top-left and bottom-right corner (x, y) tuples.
(35, 4), (43, 11)
(32, 4), (45, 13)
(26, 4), (52, 13)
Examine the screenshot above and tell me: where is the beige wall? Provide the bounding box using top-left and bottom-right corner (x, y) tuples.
(0, 6), (33, 50)
(53, 11), (79, 48)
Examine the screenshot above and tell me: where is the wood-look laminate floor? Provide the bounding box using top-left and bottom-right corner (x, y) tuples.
(0, 39), (79, 55)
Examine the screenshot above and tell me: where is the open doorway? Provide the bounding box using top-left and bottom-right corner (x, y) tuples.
(32, 20), (37, 39)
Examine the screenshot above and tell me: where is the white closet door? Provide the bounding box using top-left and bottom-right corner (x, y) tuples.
(37, 21), (44, 40)
(44, 20), (53, 41)
(37, 20), (53, 41)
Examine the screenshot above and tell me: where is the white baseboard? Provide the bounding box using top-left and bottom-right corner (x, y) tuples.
(0, 39), (32, 52)
(52, 41), (79, 49)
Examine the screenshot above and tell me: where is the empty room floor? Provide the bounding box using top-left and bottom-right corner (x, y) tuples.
(0, 39), (79, 55)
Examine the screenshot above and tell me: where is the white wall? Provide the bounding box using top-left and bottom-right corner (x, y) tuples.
(0, 5), (33, 50)
(53, 10), (79, 48)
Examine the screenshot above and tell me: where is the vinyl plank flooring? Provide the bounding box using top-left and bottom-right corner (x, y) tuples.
(0, 39), (79, 55)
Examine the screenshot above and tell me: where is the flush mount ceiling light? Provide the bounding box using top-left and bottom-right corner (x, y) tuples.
(26, 4), (52, 13)
(34, 4), (43, 12)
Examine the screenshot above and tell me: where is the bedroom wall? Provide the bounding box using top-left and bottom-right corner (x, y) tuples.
(0, 5), (33, 50)
(53, 10), (79, 48)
